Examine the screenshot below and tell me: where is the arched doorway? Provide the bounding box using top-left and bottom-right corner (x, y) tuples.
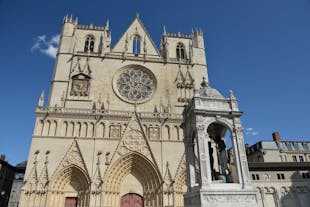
(103, 152), (162, 207)
(121, 193), (143, 207)
(47, 166), (90, 207)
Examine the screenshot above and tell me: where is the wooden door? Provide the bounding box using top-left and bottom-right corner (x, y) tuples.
(65, 197), (78, 207)
(120, 193), (143, 207)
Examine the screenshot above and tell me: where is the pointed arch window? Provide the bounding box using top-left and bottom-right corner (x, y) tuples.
(176, 43), (185, 60)
(84, 35), (95, 52)
(133, 35), (141, 55)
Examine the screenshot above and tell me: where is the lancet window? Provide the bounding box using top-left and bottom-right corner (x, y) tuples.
(84, 35), (95, 52)
(132, 35), (141, 55)
(176, 43), (185, 60)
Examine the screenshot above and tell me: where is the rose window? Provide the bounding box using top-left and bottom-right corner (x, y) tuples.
(116, 68), (155, 102)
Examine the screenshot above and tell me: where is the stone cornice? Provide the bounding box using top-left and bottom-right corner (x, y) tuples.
(248, 162), (310, 171)
(36, 107), (183, 122)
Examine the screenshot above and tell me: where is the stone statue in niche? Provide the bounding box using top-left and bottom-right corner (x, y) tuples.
(208, 142), (215, 180)
(215, 136), (231, 182)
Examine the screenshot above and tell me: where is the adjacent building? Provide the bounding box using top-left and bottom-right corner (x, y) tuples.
(247, 133), (310, 207)
(0, 155), (16, 207)
(8, 161), (26, 207)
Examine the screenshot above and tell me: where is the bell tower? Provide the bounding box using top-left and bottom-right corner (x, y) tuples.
(183, 78), (263, 207)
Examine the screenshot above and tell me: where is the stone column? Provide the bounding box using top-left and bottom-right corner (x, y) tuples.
(196, 124), (212, 188)
(234, 121), (251, 185)
(185, 140), (196, 189)
(231, 133), (242, 184)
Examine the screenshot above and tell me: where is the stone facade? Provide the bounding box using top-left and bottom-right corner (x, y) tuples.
(19, 14), (207, 207)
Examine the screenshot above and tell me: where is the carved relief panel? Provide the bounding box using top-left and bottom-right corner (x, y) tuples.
(70, 74), (91, 96)
(148, 126), (160, 140)
(109, 125), (121, 139)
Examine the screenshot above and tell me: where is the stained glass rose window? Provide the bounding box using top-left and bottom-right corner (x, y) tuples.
(116, 68), (155, 102)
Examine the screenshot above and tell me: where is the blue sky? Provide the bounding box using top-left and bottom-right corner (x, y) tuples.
(1, 0), (310, 165)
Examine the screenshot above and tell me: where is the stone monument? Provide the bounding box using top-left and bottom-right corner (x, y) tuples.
(183, 78), (263, 207)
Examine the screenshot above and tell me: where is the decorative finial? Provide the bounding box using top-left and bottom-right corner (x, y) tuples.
(124, 33), (128, 52)
(60, 91), (65, 107)
(160, 97), (164, 113)
(163, 25), (167, 35)
(136, 12), (140, 19)
(38, 90), (45, 108)
(143, 35), (147, 54)
(200, 77), (208, 88)
(154, 105), (158, 113)
(74, 16), (78, 25)
(106, 19), (109, 30)
(229, 89), (236, 99)
(92, 102), (96, 111)
(106, 93), (110, 110)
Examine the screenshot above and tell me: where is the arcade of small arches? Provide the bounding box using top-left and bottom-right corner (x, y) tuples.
(35, 119), (183, 141)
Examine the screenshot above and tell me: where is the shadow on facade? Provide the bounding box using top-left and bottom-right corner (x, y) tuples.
(279, 171), (310, 207)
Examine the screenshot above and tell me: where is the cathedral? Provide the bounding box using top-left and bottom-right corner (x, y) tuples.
(19, 14), (265, 207)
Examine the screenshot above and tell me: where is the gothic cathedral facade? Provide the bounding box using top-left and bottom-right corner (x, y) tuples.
(19, 15), (207, 207)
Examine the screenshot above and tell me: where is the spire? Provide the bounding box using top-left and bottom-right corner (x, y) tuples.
(74, 16), (78, 25)
(63, 14), (68, 23)
(154, 105), (158, 113)
(38, 90), (44, 108)
(163, 25), (167, 35)
(92, 102), (97, 111)
(106, 19), (109, 30)
(136, 12), (140, 19)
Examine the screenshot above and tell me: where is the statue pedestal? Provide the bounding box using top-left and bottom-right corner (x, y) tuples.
(184, 184), (262, 207)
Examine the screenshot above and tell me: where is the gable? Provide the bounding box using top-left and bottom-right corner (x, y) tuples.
(112, 16), (160, 56)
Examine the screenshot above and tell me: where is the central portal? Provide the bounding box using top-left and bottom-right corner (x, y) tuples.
(65, 197), (78, 207)
(121, 193), (143, 207)
(103, 152), (163, 207)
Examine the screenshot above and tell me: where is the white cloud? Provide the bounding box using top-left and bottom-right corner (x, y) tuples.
(245, 127), (258, 136)
(31, 34), (60, 58)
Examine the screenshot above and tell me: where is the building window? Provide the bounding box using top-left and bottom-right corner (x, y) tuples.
(277, 173), (285, 180)
(84, 35), (95, 52)
(302, 172), (310, 179)
(292, 155), (297, 162)
(176, 43), (185, 60)
(132, 35), (141, 55)
(251, 174), (260, 180)
(299, 156), (304, 162)
(280, 155), (288, 162)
